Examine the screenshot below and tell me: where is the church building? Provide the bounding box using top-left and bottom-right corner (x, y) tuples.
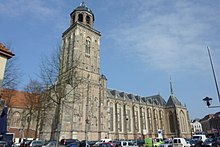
(41, 3), (191, 141)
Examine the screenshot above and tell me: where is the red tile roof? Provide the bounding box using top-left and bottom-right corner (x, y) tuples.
(0, 43), (15, 59)
(1, 89), (39, 108)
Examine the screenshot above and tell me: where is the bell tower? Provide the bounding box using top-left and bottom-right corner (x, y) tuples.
(70, 2), (95, 28)
(59, 2), (102, 140)
(60, 2), (101, 80)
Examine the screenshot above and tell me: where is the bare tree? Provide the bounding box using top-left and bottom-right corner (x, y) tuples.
(2, 57), (20, 90)
(23, 79), (43, 138)
(39, 43), (82, 142)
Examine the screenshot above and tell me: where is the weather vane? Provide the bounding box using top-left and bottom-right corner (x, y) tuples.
(80, 1), (86, 6)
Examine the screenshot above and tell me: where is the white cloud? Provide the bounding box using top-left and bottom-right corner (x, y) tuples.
(0, 0), (65, 21)
(107, 1), (220, 73)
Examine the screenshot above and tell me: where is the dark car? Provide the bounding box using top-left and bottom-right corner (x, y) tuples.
(136, 140), (145, 146)
(66, 142), (81, 147)
(27, 140), (45, 147)
(97, 142), (116, 147)
(20, 140), (32, 147)
(42, 140), (56, 147)
(60, 139), (80, 146)
(189, 139), (201, 147)
(81, 140), (98, 147)
(212, 137), (220, 147)
(202, 138), (214, 147)
(112, 140), (121, 147)
(0, 140), (8, 147)
(0, 133), (15, 147)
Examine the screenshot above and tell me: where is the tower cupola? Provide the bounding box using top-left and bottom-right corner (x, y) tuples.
(70, 2), (95, 28)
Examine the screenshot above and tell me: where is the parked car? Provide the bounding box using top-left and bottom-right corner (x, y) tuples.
(66, 142), (81, 147)
(12, 143), (21, 147)
(112, 140), (121, 147)
(136, 140), (145, 146)
(212, 137), (220, 147)
(60, 139), (80, 146)
(94, 139), (112, 146)
(0, 140), (8, 147)
(188, 139), (200, 147)
(202, 138), (214, 147)
(154, 138), (164, 147)
(159, 139), (172, 147)
(0, 133), (15, 147)
(173, 138), (190, 147)
(88, 140), (98, 146)
(192, 135), (207, 142)
(19, 140), (32, 147)
(119, 141), (138, 147)
(81, 140), (98, 147)
(42, 140), (56, 147)
(26, 140), (45, 147)
(97, 142), (116, 147)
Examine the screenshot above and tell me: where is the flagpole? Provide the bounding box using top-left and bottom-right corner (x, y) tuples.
(207, 46), (220, 103)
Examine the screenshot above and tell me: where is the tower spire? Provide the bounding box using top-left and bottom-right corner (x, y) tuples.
(170, 77), (174, 96)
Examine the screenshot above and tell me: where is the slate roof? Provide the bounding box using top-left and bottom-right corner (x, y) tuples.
(166, 94), (183, 106)
(107, 89), (166, 106)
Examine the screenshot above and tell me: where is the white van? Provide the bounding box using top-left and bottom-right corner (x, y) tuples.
(173, 138), (190, 147)
(192, 134), (207, 142)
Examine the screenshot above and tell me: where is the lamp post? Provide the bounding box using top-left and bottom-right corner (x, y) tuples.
(203, 96), (220, 108)
(202, 47), (220, 108)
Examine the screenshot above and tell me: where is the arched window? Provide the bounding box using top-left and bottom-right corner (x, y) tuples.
(86, 15), (90, 24)
(141, 108), (146, 130)
(180, 111), (187, 132)
(147, 108), (152, 133)
(109, 106), (114, 131)
(78, 14), (83, 22)
(153, 109), (158, 133)
(85, 37), (91, 54)
(10, 112), (21, 128)
(169, 111), (175, 133)
(72, 14), (75, 23)
(117, 104), (122, 132)
(159, 110), (164, 130)
(126, 109), (131, 132)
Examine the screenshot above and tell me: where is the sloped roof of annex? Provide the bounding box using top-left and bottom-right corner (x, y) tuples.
(107, 89), (166, 106)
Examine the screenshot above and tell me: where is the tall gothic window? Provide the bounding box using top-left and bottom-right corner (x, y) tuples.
(142, 111), (146, 130)
(159, 110), (164, 130)
(180, 111), (187, 132)
(109, 107), (114, 131)
(126, 109), (131, 132)
(134, 110), (139, 132)
(117, 107), (122, 132)
(169, 111), (175, 133)
(147, 108), (152, 133)
(10, 112), (20, 128)
(85, 37), (91, 54)
(153, 109), (158, 133)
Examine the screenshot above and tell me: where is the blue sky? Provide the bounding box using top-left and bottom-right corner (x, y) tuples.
(0, 0), (220, 119)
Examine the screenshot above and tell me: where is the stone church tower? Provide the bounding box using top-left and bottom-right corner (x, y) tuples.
(41, 3), (191, 141)
(57, 2), (106, 140)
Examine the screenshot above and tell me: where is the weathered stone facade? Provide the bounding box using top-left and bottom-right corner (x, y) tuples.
(41, 3), (191, 141)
